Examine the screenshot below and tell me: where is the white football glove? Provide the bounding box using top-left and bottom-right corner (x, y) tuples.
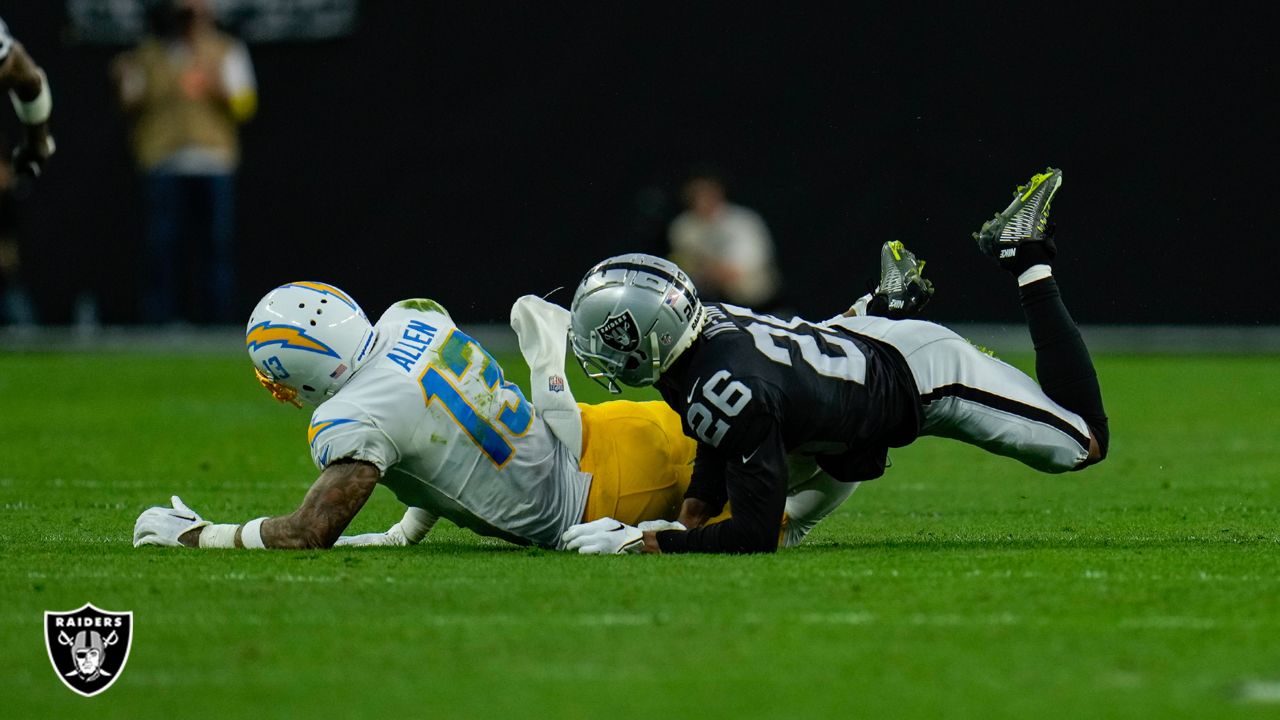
(562, 517), (646, 554)
(133, 496), (211, 547)
(637, 519), (687, 533)
(334, 507), (437, 548)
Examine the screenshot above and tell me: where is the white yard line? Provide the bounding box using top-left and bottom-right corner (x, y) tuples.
(1238, 681), (1280, 704)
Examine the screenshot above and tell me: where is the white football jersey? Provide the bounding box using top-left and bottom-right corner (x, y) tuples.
(307, 299), (589, 548)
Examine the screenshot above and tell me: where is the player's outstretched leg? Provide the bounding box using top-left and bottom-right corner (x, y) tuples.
(973, 168), (1109, 465)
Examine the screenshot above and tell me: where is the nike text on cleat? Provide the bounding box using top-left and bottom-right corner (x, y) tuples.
(972, 167), (1062, 273)
(871, 240), (935, 319)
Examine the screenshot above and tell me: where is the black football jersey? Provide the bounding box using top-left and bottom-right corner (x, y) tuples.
(654, 303), (922, 553)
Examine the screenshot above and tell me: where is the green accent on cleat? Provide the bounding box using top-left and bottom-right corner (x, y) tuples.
(873, 240), (934, 318)
(972, 167), (1062, 271)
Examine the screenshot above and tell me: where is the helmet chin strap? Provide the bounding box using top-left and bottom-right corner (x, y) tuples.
(646, 332), (662, 384)
(660, 303), (706, 375)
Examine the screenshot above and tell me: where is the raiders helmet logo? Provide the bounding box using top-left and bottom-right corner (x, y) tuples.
(45, 603), (133, 697)
(595, 311), (641, 353)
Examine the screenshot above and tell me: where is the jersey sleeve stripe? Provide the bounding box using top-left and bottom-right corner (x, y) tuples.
(308, 418), (360, 447)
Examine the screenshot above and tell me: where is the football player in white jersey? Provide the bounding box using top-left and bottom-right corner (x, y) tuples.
(133, 262), (930, 552)
(134, 281), (695, 549)
(0, 17), (56, 177)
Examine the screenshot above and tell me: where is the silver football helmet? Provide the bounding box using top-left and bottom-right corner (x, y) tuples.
(569, 253), (705, 393)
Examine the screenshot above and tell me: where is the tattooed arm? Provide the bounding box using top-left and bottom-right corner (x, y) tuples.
(175, 460), (381, 549)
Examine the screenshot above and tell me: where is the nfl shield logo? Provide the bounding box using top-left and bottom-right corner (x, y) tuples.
(44, 603), (133, 697)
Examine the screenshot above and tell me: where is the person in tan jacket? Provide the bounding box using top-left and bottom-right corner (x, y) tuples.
(114, 0), (256, 324)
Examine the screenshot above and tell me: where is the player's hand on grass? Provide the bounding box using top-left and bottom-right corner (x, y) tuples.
(133, 496), (211, 547)
(562, 517), (646, 554)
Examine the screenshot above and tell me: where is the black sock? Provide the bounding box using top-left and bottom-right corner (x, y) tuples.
(1019, 276), (1109, 461)
(865, 294), (889, 317)
(1001, 221), (1059, 275)
(1005, 239), (1057, 276)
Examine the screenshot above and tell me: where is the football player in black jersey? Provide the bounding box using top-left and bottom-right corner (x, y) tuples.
(562, 167), (1108, 555)
(0, 17), (55, 178)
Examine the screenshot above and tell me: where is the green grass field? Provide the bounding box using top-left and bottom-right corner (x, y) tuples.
(2, 349), (1279, 719)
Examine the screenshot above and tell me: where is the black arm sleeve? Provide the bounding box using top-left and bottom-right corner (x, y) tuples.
(817, 444), (890, 482)
(684, 446), (728, 515)
(656, 417), (789, 554)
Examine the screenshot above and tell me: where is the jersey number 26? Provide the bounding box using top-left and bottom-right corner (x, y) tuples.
(686, 370), (752, 447)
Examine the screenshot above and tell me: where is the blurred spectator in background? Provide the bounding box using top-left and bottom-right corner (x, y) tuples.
(668, 167), (780, 309)
(113, 0), (256, 324)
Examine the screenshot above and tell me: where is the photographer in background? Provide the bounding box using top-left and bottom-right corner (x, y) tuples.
(668, 167), (780, 310)
(113, 0), (256, 324)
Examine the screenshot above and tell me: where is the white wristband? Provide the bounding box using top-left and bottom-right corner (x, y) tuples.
(241, 517), (269, 549)
(399, 507), (437, 543)
(198, 523), (239, 549)
(10, 69), (51, 125)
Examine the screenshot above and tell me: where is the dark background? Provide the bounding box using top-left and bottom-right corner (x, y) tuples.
(4, 2), (1276, 325)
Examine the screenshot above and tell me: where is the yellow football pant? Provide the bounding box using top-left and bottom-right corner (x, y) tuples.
(579, 400), (697, 526)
